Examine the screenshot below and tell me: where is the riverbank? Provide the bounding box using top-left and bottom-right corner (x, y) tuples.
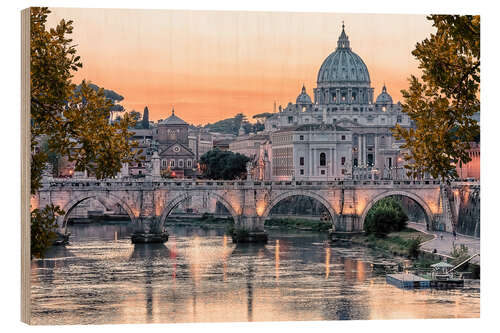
(265, 217), (331, 231)
(348, 228), (434, 258)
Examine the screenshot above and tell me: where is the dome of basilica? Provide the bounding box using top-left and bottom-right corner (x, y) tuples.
(317, 24), (371, 86)
(296, 85), (312, 105)
(375, 85), (393, 105)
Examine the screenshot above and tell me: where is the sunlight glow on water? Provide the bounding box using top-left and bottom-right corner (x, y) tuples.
(30, 223), (480, 325)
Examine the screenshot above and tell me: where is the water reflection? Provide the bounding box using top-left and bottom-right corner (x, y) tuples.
(30, 223), (480, 325)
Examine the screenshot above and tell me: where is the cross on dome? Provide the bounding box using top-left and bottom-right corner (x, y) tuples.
(337, 21), (350, 49)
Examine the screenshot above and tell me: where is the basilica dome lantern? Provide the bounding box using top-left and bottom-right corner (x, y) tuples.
(314, 23), (374, 105)
(296, 85), (312, 111)
(375, 84), (393, 111)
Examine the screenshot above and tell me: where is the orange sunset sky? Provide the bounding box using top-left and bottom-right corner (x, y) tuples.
(47, 8), (435, 125)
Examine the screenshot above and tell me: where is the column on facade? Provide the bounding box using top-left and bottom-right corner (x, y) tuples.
(335, 148), (339, 178)
(348, 88), (352, 104)
(308, 147), (312, 178)
(336, 89), (340, 104)
(313, 148), (316, 177)
(326, 148), (333, 180)
(357, 134), (362, 166)
(330, 148), (334, 178)
(363, 134), (367, 166)
(374, 133), (378, 169)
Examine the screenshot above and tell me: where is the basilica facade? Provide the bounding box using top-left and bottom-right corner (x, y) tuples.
(264, 24), (413, 181)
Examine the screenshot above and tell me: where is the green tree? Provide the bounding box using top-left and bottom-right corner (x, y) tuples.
(30, 7), (141, 258)
(128, 110), (142, 123)
(31, 204), (64, 259)
(364, 197), (409, 237)
(141, 106), (150, 129)
(393, 15), (480, 180)
(75, 82), (125, 112)
(407, 236), (422, 259)
(199, 149), (250, 180)
(203, 113), (248, 135)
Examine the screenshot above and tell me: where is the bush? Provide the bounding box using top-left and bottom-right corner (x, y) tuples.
(407, 236), (422, 258)
(31, 204), (65, 258)
(364, 197), (409, 237)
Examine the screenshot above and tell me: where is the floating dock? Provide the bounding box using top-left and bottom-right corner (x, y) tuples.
(386, 273), (431, 289)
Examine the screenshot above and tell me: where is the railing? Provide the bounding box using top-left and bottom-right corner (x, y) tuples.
(37, 176), (473, 191)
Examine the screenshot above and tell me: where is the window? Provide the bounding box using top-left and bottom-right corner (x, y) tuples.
(138, 162), (142, 168)
(321, 170), (326, 175)
(341, 157), (346, 165)
(162, 160), (167, 167)
(300, 169), (304, 175)
(367, 154), (374, 166)
(353, 118), (358, 123)
(341, 135), (346, 140)
(342, 169), (346, 175)
(170, 160), (175, 167)
(187, 159), (192, 168)
(353, 158), (358, 167)
(397, 115), (402, 123)
(320, 153), (326, 166)
(178, 159), (184, 168)
(300, 157), (304, 166)
(288, 116), (293, 124)
(299, 135), (304, 141)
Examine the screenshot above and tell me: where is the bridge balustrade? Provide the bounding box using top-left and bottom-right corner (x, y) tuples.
(39, 177), (470, 192)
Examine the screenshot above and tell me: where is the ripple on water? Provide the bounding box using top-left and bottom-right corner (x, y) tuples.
(30, 224), (480, 325)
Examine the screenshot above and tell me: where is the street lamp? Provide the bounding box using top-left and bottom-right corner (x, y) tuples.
(396, 156), (403, 180)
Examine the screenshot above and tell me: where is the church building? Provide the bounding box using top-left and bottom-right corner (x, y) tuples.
(157, 109), (196, 178)
(265, 24), (413, 181)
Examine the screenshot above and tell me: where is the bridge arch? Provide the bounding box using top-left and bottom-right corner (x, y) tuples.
(159, 191), (239, 228)
(261, 190), (337, 226)
(360, 190), (434, 228)
(60, 192), (137, 232)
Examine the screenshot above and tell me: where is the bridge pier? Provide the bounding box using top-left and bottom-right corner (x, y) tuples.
(232, 216), (268, 244)
(131, 216), (169, 244)
(336, 214), (359, 232)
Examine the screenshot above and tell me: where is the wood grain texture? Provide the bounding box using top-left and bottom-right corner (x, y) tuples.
(21, 7), (31, 325)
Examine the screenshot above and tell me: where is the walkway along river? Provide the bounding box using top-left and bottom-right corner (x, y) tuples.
(30, 222), (480, 325)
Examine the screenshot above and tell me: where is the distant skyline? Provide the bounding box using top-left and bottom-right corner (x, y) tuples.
(47, 8), (435, 125)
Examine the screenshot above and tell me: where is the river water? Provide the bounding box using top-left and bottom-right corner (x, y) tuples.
(30, 223), (480, 325)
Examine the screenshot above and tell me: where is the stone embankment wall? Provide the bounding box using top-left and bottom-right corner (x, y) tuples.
(456, 187), (480, 237)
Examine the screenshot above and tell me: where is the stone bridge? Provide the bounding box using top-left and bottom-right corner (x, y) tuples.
(32, 178), (479, 243)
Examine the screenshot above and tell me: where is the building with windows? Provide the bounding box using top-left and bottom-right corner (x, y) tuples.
(188, 128), (214, 160)
(157, 109), (196, 178)
(456, 142), (480, 180)
(264, 24), (413, 179)
(229, 132), (272, 180)
(270, 123), (352, 180)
